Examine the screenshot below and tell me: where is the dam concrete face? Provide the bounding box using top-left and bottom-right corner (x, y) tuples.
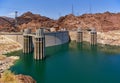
(0, 31), (70, 48)
(45, 31), (69, 47)
(0, 29), (70, 60)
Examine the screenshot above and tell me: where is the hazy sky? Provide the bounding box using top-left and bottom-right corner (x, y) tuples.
(0, 0), (120, 19)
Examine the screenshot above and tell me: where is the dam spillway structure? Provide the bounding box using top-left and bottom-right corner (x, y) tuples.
(76, 27), (83, 43)
(90, 28), (97, 45)
(23, 28), (33, 53)
(34, 28), (45, 60)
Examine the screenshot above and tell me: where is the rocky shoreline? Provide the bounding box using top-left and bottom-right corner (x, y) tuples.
(0, 70), (36, 83)
(0, 55), (36, 83)
(0, 35), (36, 83)
(0, 35), (21, 73)
(0, 55), (19, 73)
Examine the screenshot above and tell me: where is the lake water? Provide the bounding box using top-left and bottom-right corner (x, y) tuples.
(10, 42), (120, 83)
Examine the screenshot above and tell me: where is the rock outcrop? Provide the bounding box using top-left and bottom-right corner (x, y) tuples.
(16, 74), (36, 83)
(0, 17), (16, 32)
(57, 12), (120, 32)
(97, 30), (120, 46)
(17, 12), (56, 32)
(0, 70), (36, 83)
(1, 11), (120, 32)
(0, 55), (19, 73)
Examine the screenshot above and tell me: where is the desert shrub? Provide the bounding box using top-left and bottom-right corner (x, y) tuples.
(0, 70), (19, 83)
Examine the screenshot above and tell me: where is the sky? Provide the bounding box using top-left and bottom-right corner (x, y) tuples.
(0, 0), (120, 19)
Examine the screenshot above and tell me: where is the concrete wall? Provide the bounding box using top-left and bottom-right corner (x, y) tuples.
(0, 33), (24, 46)
(45, 31), (69, 47)
(0, 31), (70, 47)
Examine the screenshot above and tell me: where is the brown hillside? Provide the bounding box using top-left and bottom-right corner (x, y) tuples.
(57, 12), (120, 31)
(1, 11), (120, 32)
(0, 17), (16, 32)
(17, 12), (56, 32)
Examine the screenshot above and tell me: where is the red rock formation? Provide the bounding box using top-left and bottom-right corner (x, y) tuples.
(17, 12), (56, 32)
(57, 14), (79, 30)
(1, 11), (120, 32)
(16, 74), (36, 83)
(57, 12), (120, 32)
(0, 16), (17, 32)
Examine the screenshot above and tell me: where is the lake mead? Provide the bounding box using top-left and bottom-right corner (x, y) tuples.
(10, 42), (120, 83)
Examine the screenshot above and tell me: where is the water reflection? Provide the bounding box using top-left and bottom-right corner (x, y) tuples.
(70, 41), (120, 55)
(45, 43), (69, 58)
(98, 44), (120, 55)
(77, 42), (83, 51)
(33, 60), (46, 83)
(20, 53), (34, 71)
(90, 45), (97, 56)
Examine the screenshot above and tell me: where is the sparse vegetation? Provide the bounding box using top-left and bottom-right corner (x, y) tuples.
(5, 50), (22, 57)
(0, 70), (19, 83)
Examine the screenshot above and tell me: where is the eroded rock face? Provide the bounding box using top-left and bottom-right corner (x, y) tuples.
(16, 74), (36, 83)
(57, 14), (79, 30)
(1, 11), (120, 32)
(0, 17), (15, 32)
(97, 31), (120, 46)
(17, 12), (56, 32)
(0, 73), (36, 83)
(57, 12), (120, 31)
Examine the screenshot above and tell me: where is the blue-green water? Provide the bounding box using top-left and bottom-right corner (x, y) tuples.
(10, 42), (120, 83)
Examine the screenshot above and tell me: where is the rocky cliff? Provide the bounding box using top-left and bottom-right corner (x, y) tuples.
(0, 17), (16, 32)
(1, 11), (120, 32)
(17, 12), (56, 32)
(57, 12), (120, 31)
